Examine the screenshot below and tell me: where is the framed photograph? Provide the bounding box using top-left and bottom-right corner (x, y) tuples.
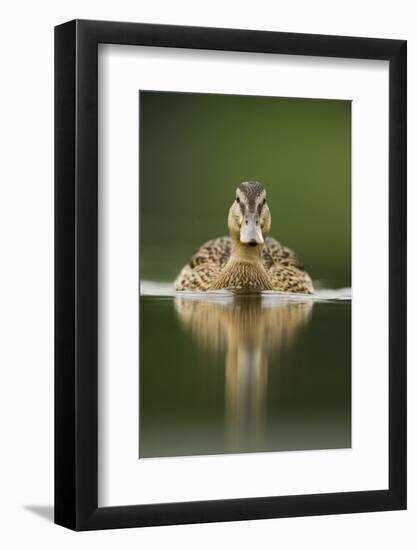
(55, 19), (406, 530)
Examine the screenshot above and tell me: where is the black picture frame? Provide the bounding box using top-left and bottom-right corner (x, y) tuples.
(55, 19), (407, 531)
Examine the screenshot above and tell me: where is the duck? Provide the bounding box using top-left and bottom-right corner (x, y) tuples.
(175, 181), (314, 294)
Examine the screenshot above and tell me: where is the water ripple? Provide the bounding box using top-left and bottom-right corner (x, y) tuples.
(140, 280), (351, 302)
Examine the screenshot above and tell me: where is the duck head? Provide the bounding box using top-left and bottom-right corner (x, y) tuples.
(228, 181), (271, 249)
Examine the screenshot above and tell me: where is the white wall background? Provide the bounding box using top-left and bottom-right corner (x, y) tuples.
(0, 1), (415, 548)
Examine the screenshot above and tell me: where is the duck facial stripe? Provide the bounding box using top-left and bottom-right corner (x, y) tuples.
(238, 182), (265, 212)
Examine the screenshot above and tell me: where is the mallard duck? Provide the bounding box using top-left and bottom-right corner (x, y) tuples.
(175, 181), (314, 293)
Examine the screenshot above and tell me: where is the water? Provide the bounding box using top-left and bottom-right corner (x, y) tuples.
(139, 282), (351, 459)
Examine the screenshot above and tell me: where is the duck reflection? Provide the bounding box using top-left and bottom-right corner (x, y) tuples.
(175, 293), (313, 451)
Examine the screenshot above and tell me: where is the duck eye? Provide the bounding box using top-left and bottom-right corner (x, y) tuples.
(263, 198), (266, 205)
(236, 197), (240, 203)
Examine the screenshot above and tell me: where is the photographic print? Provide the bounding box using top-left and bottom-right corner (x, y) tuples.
(139, 91), (351, 459)
(55, 21), (406, 529)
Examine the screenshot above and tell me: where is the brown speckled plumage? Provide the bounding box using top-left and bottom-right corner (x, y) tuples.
(175, 236), (313, 293)
(175, 181), (314, 294)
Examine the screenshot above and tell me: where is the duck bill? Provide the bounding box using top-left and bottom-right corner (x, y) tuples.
(240, 213), (264, 246)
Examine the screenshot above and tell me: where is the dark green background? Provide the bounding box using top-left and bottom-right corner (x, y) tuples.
(140, 91), (351, 288)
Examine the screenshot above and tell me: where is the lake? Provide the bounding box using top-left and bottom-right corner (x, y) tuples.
(139, 284), (351, 459)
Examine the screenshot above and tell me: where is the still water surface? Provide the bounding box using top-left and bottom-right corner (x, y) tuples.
(139, 284), (351, 459)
